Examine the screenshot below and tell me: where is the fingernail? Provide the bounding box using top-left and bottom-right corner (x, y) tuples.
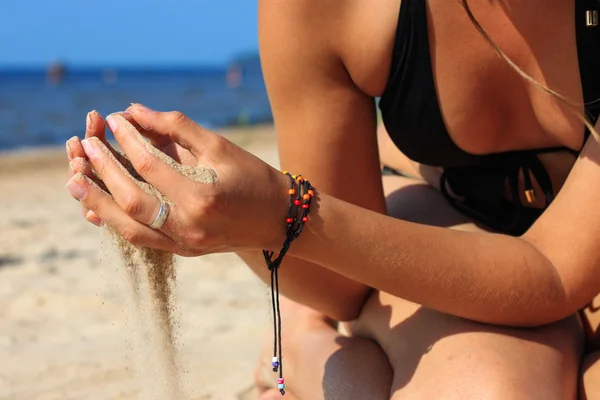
(66, 141), (73, 160)
(132, 103), (152, 113)
(81, 139), (96, 157)
(106, 115), (117, 132)
(66, 180), (87, 200)
(86, 210), (102, 227)
(86, 112), (92, 131)
(88, 217), (102, 227)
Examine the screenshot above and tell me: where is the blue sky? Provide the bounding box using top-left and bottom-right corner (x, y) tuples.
(0, 0), (259, 67)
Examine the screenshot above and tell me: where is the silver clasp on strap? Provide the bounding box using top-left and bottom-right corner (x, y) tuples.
(586, 10), (598, 27)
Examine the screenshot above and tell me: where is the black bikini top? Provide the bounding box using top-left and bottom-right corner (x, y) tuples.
(378, 0), (600, 235)
(379, 0), (600, 168)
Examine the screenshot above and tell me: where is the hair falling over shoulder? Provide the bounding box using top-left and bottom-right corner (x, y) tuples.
(460, 0), (600, 144)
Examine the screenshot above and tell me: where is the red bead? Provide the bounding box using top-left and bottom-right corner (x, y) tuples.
(286, 218), (294, 223)
(302, 204), (309, 209)
(302, 217), (308, 222)
(293, 200), (301, 206)
(278, 378), (284, 384)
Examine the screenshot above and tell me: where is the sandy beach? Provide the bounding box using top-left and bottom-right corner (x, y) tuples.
(0, 126), (279, 400)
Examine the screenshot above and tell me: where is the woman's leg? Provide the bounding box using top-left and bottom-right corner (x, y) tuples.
(354, 291), (582, 400)
(254, 297), (393, 400)
(256, 298), (582, 400)
(373, 175), (583, 399)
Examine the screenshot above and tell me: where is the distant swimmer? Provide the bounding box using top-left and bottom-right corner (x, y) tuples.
(226, 63), (242, 88)
(102, 68), (118, 84)
(46, 61), (66, 84)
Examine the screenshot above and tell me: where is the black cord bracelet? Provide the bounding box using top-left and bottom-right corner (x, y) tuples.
(262, 171), (314, 396)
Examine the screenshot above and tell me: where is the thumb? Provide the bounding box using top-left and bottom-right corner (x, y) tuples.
(127, 103), (211, 158)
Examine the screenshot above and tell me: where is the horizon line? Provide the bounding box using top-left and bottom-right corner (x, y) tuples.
(0, 52), (261, 71)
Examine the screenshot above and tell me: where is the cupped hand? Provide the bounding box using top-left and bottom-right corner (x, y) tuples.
(66, 108), (198, 225)
(66, 104), (289, 256)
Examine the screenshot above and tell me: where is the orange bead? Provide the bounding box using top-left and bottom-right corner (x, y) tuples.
(307, 190), (315, 197)
(288, 189), (296, 195)
(302, 194), (310, 200)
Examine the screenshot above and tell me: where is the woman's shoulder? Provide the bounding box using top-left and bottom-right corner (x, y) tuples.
(259, 0), (401, 97)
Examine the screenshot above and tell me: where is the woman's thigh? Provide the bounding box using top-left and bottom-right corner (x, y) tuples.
(349, 175), (584, 399)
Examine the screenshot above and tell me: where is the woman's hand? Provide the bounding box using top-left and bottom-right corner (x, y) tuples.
(66, 104), (289, 256)
(66, 109), (198, 226)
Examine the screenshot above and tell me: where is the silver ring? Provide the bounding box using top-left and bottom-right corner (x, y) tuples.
(149, 201), (170, 230)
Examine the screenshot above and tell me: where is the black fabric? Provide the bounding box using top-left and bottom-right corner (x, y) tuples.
(379, 0), (600, 234)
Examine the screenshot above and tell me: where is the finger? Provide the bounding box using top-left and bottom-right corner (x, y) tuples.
(85, 209), (102, 227)
(69, 157), (109, 193)
(103, 113), (195, 202)
(69, 156), (108, 221)
(66, 173), (176, 250)
(119, 110), (196, 165)
(86, 110), (107, 142)
(67, 123), (131, 176)
(123, 105), (175, 148)
(69, 156), (93, 176)
(127, 103), (212, 158)
(68, 155), (92, 218)
(89, 111), (136, 167)
(80, 137), (180, 235)
(66, 136), (84, 161)
(74, 119), (142, 183)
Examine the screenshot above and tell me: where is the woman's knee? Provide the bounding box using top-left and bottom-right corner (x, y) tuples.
(355, 292), (582, 399)
(387, 313), (583, 400)
(256, 297), (394, 400)
(276, 325), (393, 400)
(319, 335), (393, 399)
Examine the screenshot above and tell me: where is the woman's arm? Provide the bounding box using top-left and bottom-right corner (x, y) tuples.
(243, 0), (598, 326)
(236, 0), (390, 321)
(284, 128), (600, 327)
(70, 92), (599, 328)
(69, 0), (600, 328)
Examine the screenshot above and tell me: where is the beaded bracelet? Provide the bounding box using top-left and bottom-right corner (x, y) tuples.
(262, 171), (314, 396)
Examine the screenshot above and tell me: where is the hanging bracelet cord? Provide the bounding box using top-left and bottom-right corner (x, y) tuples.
(262, 171), (315, 396)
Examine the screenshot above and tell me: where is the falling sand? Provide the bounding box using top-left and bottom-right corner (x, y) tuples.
(81, 115), (218, 399)
(113, 237), (182, 400)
